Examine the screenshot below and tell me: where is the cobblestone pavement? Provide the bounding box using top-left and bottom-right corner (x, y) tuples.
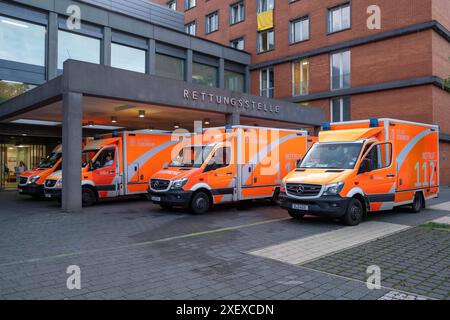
(0, 189), (449, 300)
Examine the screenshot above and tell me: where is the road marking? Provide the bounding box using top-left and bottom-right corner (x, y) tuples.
(378, 291), (428, 300)
(0, 217), (290, 267)
(428, 201), (450, 212)
(249, 221), (410, 265)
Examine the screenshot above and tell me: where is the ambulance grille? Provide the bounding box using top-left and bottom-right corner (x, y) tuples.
(45, 180), (57, 188)
(286, 183), (322, 197)
(19, 177), (28, 185)
(150, 179), (170, 191)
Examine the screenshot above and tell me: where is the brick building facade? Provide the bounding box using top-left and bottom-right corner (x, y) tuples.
(153, 0), (450, 185)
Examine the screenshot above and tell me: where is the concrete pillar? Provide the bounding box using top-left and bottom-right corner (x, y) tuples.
(147, 39), (156, 75)
(47, 12), (58, 80)
(219, 58), (225, 89)
(245, 66), (251, 94)
(226, 113), (240, 126)
(62, 92), (83, 212)
(186, 49), (193, 82)
(102, 27), (112, 66)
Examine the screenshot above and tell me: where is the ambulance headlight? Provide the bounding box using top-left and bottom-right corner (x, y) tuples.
(323, 182), (345, 195)
(28, 176), (40, 184)
(56, 179), (63, 188)
(280, 180), (287, 193)
(171, 178), (188, 190)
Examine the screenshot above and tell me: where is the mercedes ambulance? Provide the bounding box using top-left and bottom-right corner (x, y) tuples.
(149, 126), (309, 214)
(44, 131), (181, 206)
(280, 118), (439, 226)
(18, 144), (63, 198)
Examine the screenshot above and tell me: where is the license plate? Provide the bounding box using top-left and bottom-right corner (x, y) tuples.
(292, 203), (309, 211)
(45, 194), (52, 198)
(18, 189), (23, 193)
(151, 196), (161, 202)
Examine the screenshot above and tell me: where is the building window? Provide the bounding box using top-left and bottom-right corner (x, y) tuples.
(205, 11), (219, 34)
(58, 30), (100, 70)
(290, 16), (309, 44)
(328, 3), (351, 33)
(167, 0), (176, 10)
(257, 29), (274, 53)
(185, 0), (196, 10)
(111, 43), (146, 73)
(230, 1), (245, 25)
(230, 38), (245, 50)
(292, 60), (309, 96)
(0, 80), (36, 102)
(0, 16), (46, 67)
(330, 97), (351, 122)
(260, 67), (274, 98)
(185, 21), (196, 35)
(225, 70), (245, 92)
(257, 0), (274, 13)
(192, 62), (218, 87)
(155, 53), (185, 81)
(330, 50), (350, 90)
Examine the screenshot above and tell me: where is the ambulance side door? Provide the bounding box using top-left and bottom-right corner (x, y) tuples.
(356, 141), (396, 211)
(204, 146), (235, 203)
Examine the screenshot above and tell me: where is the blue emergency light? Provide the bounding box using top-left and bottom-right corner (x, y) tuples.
(370, 118), (379, 128)
(322, 122), (331, 131)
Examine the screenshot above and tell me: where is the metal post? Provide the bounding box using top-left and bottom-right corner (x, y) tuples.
(102, 27), (112, 66)
(47, 12), (58, 80)
(186, 49), (193, 82)
(147, 38), (156, 75)
(62, 92), (83, 212)
(219, 58), (225, 89)
(226, 113), (240, 126)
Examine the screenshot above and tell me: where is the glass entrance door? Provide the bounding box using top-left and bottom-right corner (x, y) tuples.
(0, 144), (46, 190)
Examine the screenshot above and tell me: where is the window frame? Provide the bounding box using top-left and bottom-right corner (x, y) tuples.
(291, 60), (309, 96)
(259, 67), (274, 98)
(205, 11), (219, 34)
(185, 20), (197, 35)
(229, 1), (245, 25)
(327, 2), (351, 34)
(167, 0), (176, 10)
(289, 15), (310, 45)
(330, 96), (351, 122)
(361, 142), (393, 172)
(257, 0), (274, 14)
(230, 37), (245, 50)
(257, 29), (274, 53)
(330, 49), (351, 90)
(184, 0), (197, 10)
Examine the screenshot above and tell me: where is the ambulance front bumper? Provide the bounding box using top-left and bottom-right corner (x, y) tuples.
(280, 193), (351, 217)
(148, 188), (193, 207)
(18, 183), (45, 197)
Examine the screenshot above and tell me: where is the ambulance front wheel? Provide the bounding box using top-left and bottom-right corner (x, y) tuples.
(82, 187), (97, 207)
(190, 191), (211, 214)
(342, 198), (363, 226)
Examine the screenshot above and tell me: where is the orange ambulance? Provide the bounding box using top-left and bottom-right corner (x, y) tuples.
(149, 126), (309, 214)
(18, 144), (63, 198)
(44, 131), (180, 206)
(280, 118), (439, 225)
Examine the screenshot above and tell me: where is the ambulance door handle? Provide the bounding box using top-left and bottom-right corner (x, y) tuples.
(226, 172), (233, 175)
(109, 170), (115, 174)
(387, 174), (395, 178)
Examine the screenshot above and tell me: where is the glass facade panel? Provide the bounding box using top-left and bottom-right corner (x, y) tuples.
(331, 97), (351, 122)
(155, 53), (185, 81)
(290, 17), (309, 44)
(0, 16), (46, 66)
(331, 50), (351, 90)
(58, 30), (100, 69)
(192, 62), (217, 87)
(206, 12), (219, 33)
(225, 70), (244, 92)
(260, 67), (274, 98)
(230, 2), (245, 24)
(329, 3), (351, 33)
(230, 38), (245, 50)
(258, 29), (274, 53)
(111, 43), (146, 73)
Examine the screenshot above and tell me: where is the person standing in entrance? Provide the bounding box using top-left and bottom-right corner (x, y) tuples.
(15, 161), (27, 182)
(3, 165), (9, 183)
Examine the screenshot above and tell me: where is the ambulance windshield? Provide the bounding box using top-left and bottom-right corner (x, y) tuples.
(170, 145), (214, 168)
(299, 142), (363, 169)
(38, 152), (62, 169)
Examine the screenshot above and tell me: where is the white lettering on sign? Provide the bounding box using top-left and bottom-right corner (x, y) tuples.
(183, 89), (280, 114)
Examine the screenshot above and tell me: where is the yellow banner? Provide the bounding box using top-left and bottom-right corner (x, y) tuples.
(257, 10), (273, 31)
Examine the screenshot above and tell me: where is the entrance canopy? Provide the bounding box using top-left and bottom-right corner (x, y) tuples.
(0, 60), (325, 212)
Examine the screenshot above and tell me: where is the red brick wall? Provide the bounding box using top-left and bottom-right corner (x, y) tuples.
(432, 86), (450, 134)
(432, 0), (450, 31)
(432, 32), (450, 80)
(440, 141), (450, 186)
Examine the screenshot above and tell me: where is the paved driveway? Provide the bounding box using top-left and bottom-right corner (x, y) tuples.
(0, 189), (449, 300)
